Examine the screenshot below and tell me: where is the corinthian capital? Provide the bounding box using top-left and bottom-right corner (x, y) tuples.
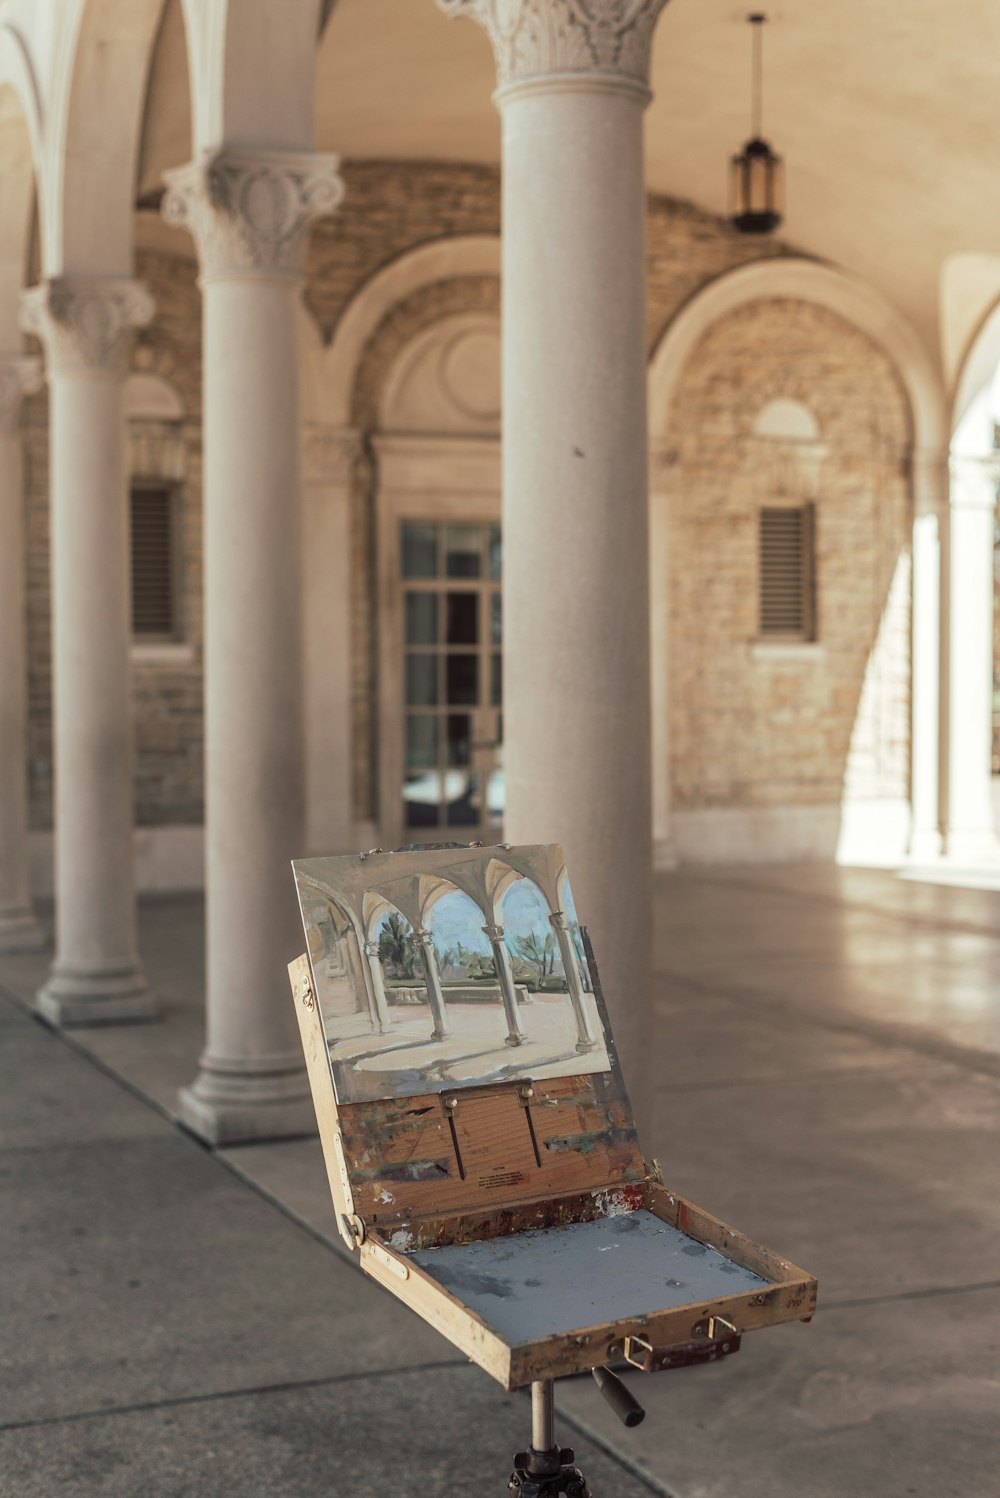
(436, 0), (668, 91)
(0, 354), (42, 433)
(20, 280), (154, 378)
(162, 149), (344, 281)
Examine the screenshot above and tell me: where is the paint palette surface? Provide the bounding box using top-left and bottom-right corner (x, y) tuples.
(409, 1209), (770, 1343)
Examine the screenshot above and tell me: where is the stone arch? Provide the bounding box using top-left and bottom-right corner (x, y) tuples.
(0, 79), (39, 345)
(325, 235), (501, 426)
(647, 257), (948, 867)
(178, 0), (323, 155)
(45, 0), (172, 275)
(318, 236), (501, 839)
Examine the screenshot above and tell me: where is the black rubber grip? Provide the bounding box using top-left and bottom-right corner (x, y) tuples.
(592, 1366), (646, 1427)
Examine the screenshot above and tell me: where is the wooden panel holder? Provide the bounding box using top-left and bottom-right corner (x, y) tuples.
(288, 853), (817, 1393)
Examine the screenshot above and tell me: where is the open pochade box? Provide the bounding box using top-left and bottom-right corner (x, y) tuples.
(288, 842), (816, 1484)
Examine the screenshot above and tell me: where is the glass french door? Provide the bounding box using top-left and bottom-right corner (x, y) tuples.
(400, 519), (504, 836)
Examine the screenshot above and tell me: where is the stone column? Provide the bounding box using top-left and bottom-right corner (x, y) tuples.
(649, 439), (677, 870)
(363, 938), (391, 1033)
(0, 355), (45, 952)
(437, 0), (667, 1115)
(413, 928), (450, 1040)
(548, 909), (597, 1052)
(944, 454), (998, 862)
(909, 452), (946, 862)
(162, 150), (343, 1143)
(20, 280), (155, 1022)
(303, 424), (359, 854)
(482, 922), (526, 1046)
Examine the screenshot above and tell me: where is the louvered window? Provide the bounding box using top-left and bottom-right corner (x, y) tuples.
(758, 503), (816, 640)
(130, 487), (177, 637)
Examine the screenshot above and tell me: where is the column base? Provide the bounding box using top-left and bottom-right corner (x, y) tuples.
(575, 1038), (598, 1054)
(36, 960), (156, 1026)
(179, 1056), (315, 1147)
(907, 827), (944, 864)
(504, 1033), (525, 1047)
(0, 903), (47, 954)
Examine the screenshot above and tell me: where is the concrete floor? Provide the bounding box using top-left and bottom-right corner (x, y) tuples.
(2, 864), (999, 1496)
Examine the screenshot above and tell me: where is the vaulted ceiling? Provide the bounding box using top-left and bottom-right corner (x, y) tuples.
(140, 0), (1000, 369)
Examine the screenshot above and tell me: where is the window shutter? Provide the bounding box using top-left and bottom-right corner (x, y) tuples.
(130, 488), (175, 637)
(759, 503), (816, 639)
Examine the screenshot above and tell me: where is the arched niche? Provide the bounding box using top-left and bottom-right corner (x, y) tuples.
(379, 313), (500, 437)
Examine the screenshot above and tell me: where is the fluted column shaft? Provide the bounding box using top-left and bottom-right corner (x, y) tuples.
(20, 281), (155, 1022)
(437, 0), (668, 1117)
(0, 356), (45, 951)
(482, 922), (526, 1045)
(162, 151), (343, 1143)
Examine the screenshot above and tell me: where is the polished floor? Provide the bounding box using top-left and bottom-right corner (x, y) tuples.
(2, 864), (998, 1496)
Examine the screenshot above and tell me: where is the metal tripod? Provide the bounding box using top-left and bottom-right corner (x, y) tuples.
(508, 1371), (645, 1498)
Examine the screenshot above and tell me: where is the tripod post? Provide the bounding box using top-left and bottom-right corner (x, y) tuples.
(508, 1380), (590, 1498)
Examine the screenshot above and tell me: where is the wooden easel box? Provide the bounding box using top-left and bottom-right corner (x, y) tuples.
(288, 930), (816, 1392)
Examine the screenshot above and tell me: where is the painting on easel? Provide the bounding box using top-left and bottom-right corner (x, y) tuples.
(294, 844), (611, 1105)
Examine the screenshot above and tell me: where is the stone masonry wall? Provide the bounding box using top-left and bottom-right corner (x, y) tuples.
(22, 159), (910, 837)
(666, 298), (913, 812)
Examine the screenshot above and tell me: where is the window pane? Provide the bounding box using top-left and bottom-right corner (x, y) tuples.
(446, 771), (480, 827)
(446, 654), (478, 705)
(405, 591), (437, 645)
(490, 591), (502, 646)
(445, 524), (481, 578)
(447, 713), (471, 766)
(491, 653), (502, 706)
(405, 771), (441, 828)
(406, 714), (438, 770)
(446, 592), (478, 645)
(406, 653), (438, 706)
(401, 521), (437, 579)
(131, 488), (175, 636)
(488, 524), (502, 580)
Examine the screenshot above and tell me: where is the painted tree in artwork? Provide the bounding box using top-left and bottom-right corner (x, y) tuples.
(513, 928), (556, 977)
(378, 911), (418, 979)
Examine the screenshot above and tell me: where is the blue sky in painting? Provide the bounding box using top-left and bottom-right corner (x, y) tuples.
(371, 875), (581, 967)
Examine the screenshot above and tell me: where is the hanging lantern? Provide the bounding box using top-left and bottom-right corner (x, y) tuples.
(730, 14), (783, 234)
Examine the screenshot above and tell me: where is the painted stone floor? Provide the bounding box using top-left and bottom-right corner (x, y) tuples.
(2, 863), (999, 1496)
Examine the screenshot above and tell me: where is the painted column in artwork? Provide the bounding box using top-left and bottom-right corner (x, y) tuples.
(436, 0), (668, 1120)
(0, 355), (45, 952)
(549, 909), (597, 1052)
(20, 281), (156, 1022)
(909, 451), (947, 861)
(162, 151), (343, 1142)
(413, 928), (451, 1040)
(363, 938), (392, 1033)
(482, 922), (526, 1046)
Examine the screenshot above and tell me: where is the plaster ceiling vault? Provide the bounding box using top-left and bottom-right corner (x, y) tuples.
(18, 0), (1000, 376)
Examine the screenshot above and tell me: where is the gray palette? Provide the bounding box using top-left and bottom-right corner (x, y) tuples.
(410, 1210), (770, 1344)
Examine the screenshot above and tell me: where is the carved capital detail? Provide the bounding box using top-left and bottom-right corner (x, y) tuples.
(436, 0), (668, 90)
(20, 280), (154, 378)
(0, 354), (42, 433)
(163, 150), (344, 281)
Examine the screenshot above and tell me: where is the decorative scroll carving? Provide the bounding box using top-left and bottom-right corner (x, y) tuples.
(163, 150), (344, 280)
(436, 0), (668, 89)
(0, 355), (42, 434)
(20, 281), (154, 378)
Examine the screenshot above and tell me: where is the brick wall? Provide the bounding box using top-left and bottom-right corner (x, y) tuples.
(665, 298), (912, 812)
(21, 160), (913, 841)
